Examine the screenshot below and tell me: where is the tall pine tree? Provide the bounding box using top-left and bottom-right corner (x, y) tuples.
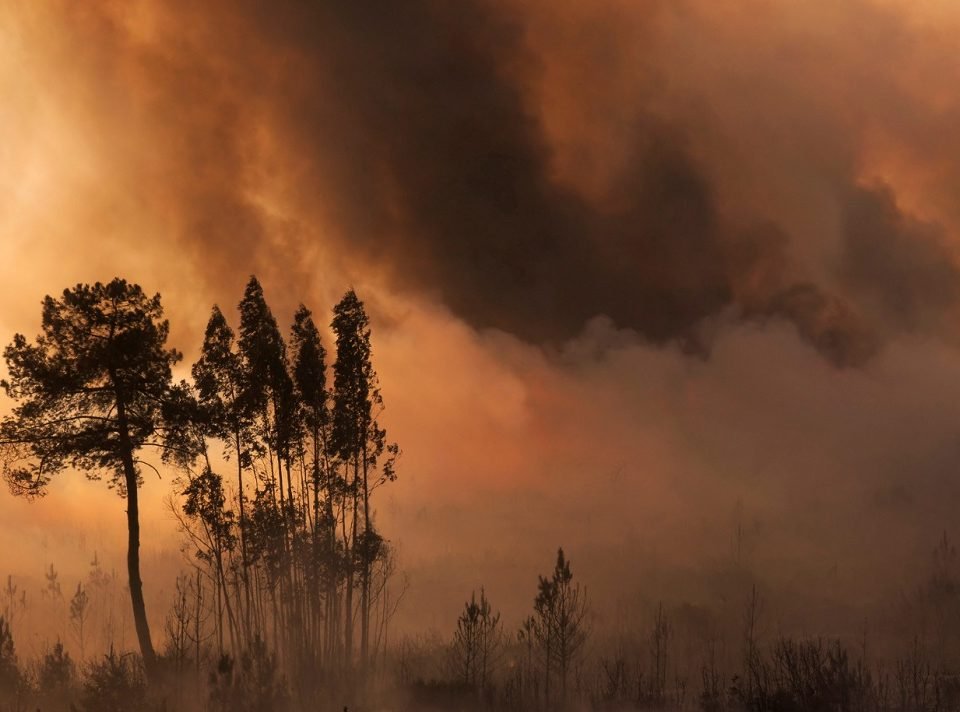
(0, 279), (181, 677)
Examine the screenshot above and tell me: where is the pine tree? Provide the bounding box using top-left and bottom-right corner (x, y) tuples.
(532, 548), (589, 706)
(0, 279), (181, 676)
(453, 588), (502, 693)
(69, 582), (91, 661)
(0, 616), (18, 699)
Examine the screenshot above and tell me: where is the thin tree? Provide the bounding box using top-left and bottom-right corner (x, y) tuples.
(237, 277), (298, 657)
(453, 593), (482, 689)
(180, 466), (239, 654)
(0, 279), (182, 677)
(44, 564), (62, 600)
(519, 616), (537, 704)
(192, 305), (258, 639)
(1, 577), (18, 630)
(165, 574), (193, 675)
(289, 305), (334, 662)
(550, 549), (588, 703)
(331, 290), (398, 670)
(452, 588), (502, 695)
(0, 616), (18, 697)
(533, 573), (556, 705)
(69, 582), (90, 661)
(238, 276), (295, 516)
(649, 602), (670, 703)
(533, 548), (589, 707)
(331, 291), (366, 667)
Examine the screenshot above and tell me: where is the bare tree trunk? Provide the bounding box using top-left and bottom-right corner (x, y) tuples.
(116, 395), (157, 677)
(215, 569), (224, 655)
(195, 570), (203, 679)
(360, 446), (370, 669)
(326, 450), (338, 667)
(236, 431), (253, 645)
(345, 457), (358, 667)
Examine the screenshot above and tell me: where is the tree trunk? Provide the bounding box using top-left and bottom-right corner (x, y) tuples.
(116, 399), (158, 677)
(360, 446), (370, 669)
(345, 457), (358, 667)
(236, 430), (252, 644)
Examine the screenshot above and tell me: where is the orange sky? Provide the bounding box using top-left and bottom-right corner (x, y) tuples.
(4, 0), (960, 643)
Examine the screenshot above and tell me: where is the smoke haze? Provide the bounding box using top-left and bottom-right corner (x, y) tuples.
(2, 0), (960, 645)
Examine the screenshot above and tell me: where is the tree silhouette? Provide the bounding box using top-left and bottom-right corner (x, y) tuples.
(237, 277), (300, 656)
(0, 279), (181, 676)
(238, 276), (296, 514)
(289, 305), (336, 658)
(532, 548), (589, 706)
(0, 616), (17, 698)
(331, 289), (397, 668)
(70, 581), (91, 661)
(331, 291), (367, 667)
(181, 466), (239, 652)
(38, 640), (73, 692)
(193, 305), (257, 638)
(452, 588), (502, 694)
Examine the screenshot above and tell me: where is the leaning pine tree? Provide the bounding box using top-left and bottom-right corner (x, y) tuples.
(0, 279), (181, 678)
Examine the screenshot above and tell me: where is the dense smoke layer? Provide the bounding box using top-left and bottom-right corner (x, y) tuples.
(8, 1), (960, 364)
(2, 0), (960, 645)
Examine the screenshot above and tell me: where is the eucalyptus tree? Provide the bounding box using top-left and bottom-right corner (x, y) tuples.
(237, 277), (315, 664)
(192, 305), (258, 633)
(0, 279), (182, 676)
(238, 277), (296, 515)
(289, 305), (336, 657)
(331, 290), (364, 665)
(181, 466), (239, 652)
(290, 306), (329, 531)
(331, 289), (398, 667)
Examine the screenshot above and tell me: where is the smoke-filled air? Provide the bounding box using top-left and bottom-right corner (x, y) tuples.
(2, 1), (960, 711)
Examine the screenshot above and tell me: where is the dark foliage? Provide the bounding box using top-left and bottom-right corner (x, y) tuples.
(208, 638), (290, 712)
(74, 648), (151, 712)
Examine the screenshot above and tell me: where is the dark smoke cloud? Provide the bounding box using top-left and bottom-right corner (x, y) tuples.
(840, 184), (960, 334)
(20, 0), (960, 366)
(237, 0), (879, 362)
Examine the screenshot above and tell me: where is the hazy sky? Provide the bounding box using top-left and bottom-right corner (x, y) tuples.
(3, 0), (960, 637)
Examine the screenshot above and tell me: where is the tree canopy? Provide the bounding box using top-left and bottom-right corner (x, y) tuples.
(0, 279), (181, 495)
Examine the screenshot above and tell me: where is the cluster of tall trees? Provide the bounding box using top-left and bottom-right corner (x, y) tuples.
(178, 278), (398, 682)
(0, 277), (398, 689)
